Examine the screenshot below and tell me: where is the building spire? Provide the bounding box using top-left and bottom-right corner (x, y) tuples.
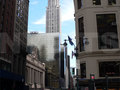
(46, 0), (61, 33)
(48, 0), (59, 7)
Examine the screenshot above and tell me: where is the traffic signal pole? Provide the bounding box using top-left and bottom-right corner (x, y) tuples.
(89, 73), (95, 90)
(106, 75), (108, 90)
(76, 69), (79, 90)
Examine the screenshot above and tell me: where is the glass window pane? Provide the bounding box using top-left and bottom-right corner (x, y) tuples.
(96, 14), (118, 49)
(77, 0), (83, 9)
(78, 17), (85, 52)
(93, 0), (101, 5)
(80, 63), (86, 78)
(99, 61), (120, 77)
(108, 0), (116, 5)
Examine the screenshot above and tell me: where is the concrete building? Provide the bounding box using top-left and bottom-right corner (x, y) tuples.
(0, 0), (29, 90)
(74, 0), (120, 89)
(27, 33), (60, 62)
(25, 47), (45, 89)
(27, 32), (60, 88)
(46, 0), (61, 33)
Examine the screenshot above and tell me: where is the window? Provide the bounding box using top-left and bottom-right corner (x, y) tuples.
(99, 61), (120, 77)
(0, 24), (2, 30)
(0, 0), (1, 5)
(93, 0), (101, 5)
(0, 60), (11, 72)
(96, 14), (118, 49)
(80, 63), (86, 78)
(77, 0), (83, 9)
(78, 17), (85, 52)
(108, 0), (116, 5)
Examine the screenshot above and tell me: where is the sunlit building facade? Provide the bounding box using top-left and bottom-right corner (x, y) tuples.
(74, 0), (120, 89)
(46, 0), (61, 33)
(27, 32), (60, 88)
(25, 47), (45, 89)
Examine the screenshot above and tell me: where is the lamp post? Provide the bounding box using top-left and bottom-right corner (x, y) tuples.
(63, 39), (67, 47)
(61, 39), (69, 89)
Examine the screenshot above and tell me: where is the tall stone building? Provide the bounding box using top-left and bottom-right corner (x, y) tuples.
(0, 0), (29, 89)
(45, 0), (62, 88)
(25, 46), (45, 89)
(74, 0), (120, 89)
(46, 0), (61, 33)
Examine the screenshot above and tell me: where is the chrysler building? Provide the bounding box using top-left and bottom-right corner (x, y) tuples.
(46, 0), (61, 33)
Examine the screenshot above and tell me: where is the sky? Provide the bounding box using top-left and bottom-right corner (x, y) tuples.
(28, 0), (76, 67)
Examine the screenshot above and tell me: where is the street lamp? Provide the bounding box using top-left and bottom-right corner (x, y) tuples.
(60, 39), (69, 89)
(63, 39), (67, 47)
(62, 36), (89, 90)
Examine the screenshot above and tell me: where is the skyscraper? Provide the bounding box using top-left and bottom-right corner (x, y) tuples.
(46, 0), (61, 33)
(0, 0), (29, 89)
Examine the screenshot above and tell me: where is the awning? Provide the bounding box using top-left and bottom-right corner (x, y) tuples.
(0, 69), (24, 82)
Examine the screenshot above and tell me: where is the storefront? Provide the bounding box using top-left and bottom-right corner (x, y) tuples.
(77, 78), (120, 90)
(0, 70), (25, 90)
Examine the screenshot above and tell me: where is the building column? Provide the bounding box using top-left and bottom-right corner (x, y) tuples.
(29, 68), (31, 84)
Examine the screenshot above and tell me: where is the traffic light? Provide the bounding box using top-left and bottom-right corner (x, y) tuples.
(90, 73), (95, 81)
(89, 73), (95, 90)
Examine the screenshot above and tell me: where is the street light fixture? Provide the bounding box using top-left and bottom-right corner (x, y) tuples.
(63, 39), (67, 47)
(62, 37), (89, 90)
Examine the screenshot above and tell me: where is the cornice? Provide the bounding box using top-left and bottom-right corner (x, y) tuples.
(77, 50), (120, 59)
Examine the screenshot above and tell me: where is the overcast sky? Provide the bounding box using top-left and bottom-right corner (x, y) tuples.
(28, 0), (76, 67)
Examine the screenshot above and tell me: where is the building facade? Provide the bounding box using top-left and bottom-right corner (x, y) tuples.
(13, 0), (29, 76)
(60, 45), (70, 89)
(27, 32), (60, 88)
(74, 0), (120, 89)
(46, 0), (61, 33)
(0, 0), (29, 90)
(25, 47), (45, 89)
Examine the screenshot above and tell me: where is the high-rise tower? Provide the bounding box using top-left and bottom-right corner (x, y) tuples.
(46, 0), (61, 33)
(0, 0), (29, 89)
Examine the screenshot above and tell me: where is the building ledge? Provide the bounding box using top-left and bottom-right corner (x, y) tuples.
(77, 49), (120, 59)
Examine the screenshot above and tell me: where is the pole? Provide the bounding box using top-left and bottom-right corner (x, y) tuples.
(89, 73), (95, 90)
(76, 69), (79, 90)
(106, 75), (108, 90)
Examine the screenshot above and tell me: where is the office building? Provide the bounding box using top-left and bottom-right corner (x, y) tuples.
(13, 0), (29, 76)
(27, 32), (60, 88)
(46, 0), (61, 33)
(74, 0), (120, 89)
(0, 0), (29, 89)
